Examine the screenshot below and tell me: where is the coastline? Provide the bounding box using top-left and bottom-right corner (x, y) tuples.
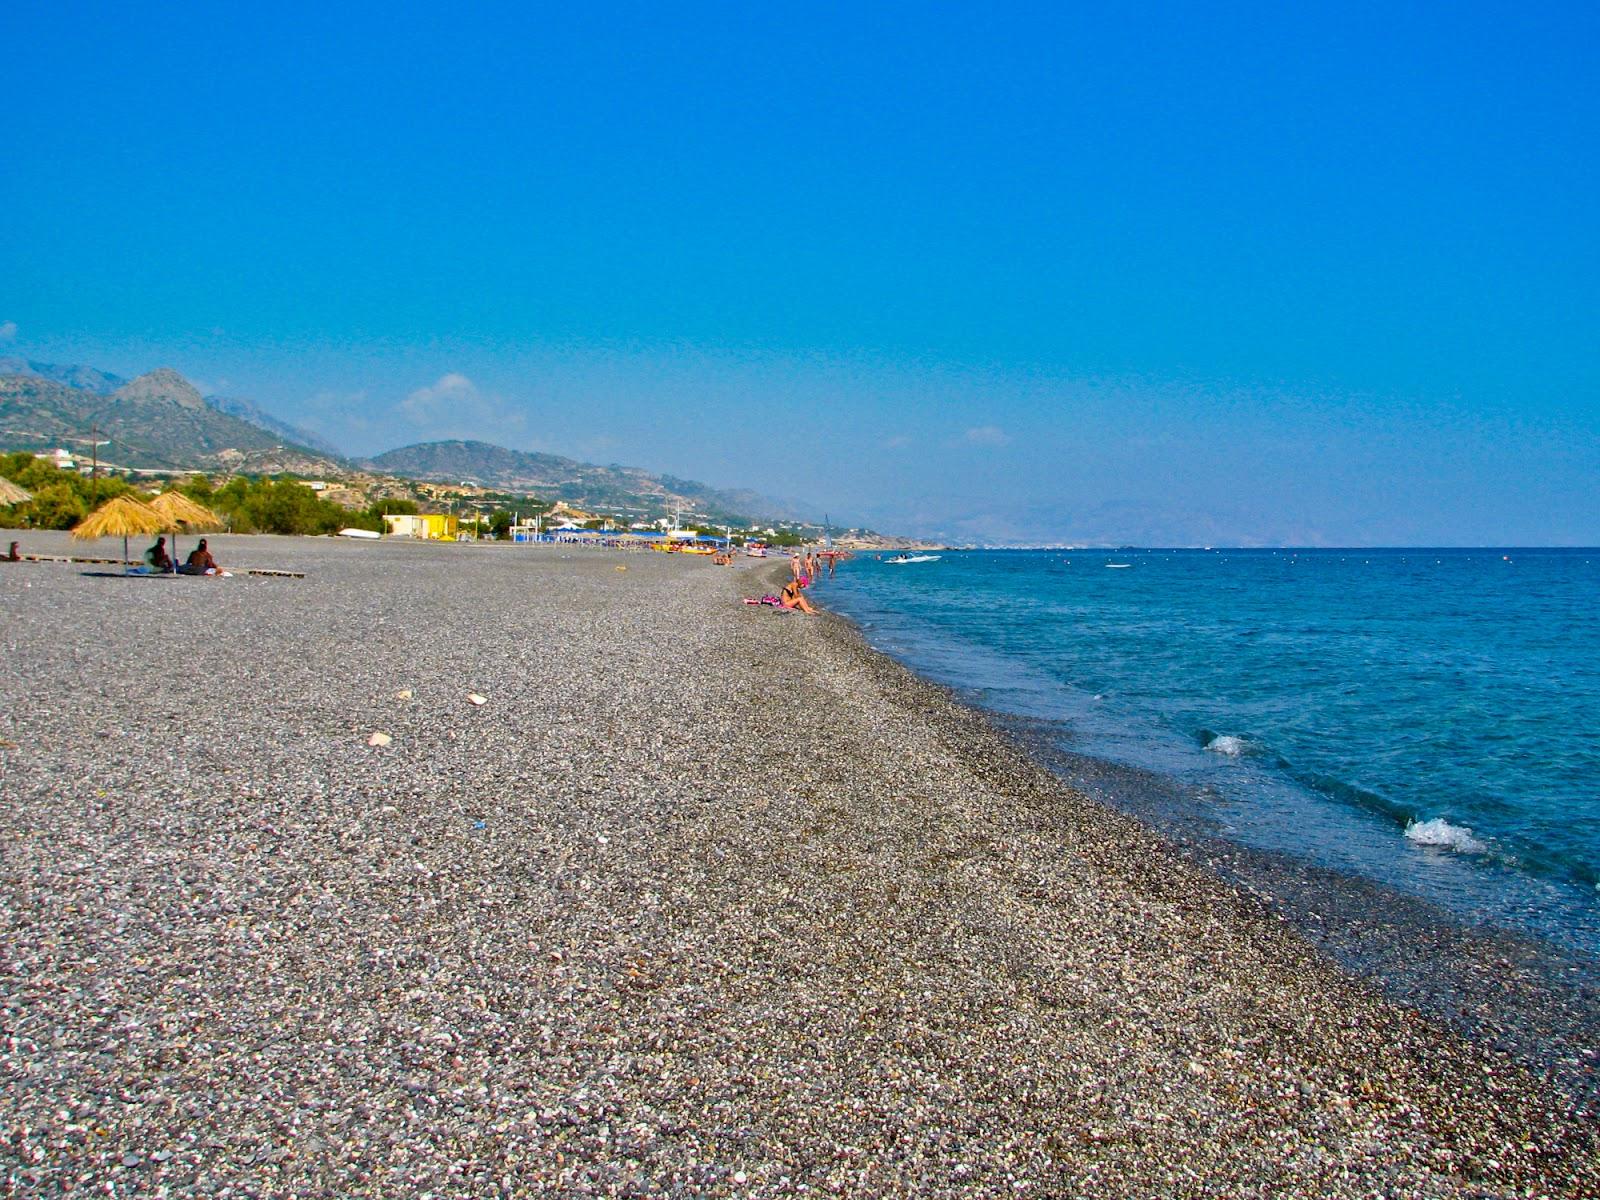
(823, 556), (1600, 1097)
(1009, 734), (1600, 1094)
(1, 535), (1594, 1195)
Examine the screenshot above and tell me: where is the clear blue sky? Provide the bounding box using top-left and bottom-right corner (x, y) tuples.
(4, 1), (1596, 543)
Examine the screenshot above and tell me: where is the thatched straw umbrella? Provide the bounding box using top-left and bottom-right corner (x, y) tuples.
(0, 477), (31, 506)
(148, 491), (225, 564)
(71, 494), (166, 573)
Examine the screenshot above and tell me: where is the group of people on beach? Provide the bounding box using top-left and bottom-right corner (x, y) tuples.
(790, 548), (840, 582)
(143, 536), (225, 576)
(0, 538), (226, 574)
(744, 546), (846, 614)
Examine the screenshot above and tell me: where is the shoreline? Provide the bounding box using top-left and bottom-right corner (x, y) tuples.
(2, 535), (1595, 1195)
(1011, 732), (1600, 1095)
(806, 569), (1600, 1076)
(822, 556), (1600, 1094)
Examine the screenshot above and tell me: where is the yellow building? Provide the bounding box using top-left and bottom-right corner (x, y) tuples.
(383, 513), (460, 540)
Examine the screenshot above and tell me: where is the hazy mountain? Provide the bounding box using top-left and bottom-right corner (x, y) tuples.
(368, 439), (809, 524)
(1, 356), (815, 526)
(113, 367), (206, 410)
(0, 357), (343, 460)
(0, 368), (340, 475)
(205, 392), (344, 458)
(0, 356), (126, 394)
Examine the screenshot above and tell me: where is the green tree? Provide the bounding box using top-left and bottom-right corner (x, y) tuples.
(369, 498), (419, 516)
(24, 482), (90, 529)
(187, 476), (347, 536)
(0, 454), (134, 529)
(205, 477), (255, 531)
(240, 480), (343, 535)
(181, 475), (216, 502)
(0, 452), (42, 489)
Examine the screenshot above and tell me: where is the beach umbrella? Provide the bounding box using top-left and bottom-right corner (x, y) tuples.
(147, 491), (225, 562)
(0, 477), (31, 506)
(71, 494), (166, 574)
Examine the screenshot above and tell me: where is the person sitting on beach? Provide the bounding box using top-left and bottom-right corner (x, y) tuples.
(143, 536), (173, 573)
(778, 577), (817, 614)
(180, 538), (222, 576)
(3, 541), (19, 563)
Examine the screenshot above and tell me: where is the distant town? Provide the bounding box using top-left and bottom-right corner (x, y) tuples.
(3, 443), (934, 550)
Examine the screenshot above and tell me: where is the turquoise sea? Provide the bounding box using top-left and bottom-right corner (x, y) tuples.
(827, 548), (1600, 976)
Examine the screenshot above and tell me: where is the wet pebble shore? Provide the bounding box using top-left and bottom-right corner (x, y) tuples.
(1, 534), (1594, 1196)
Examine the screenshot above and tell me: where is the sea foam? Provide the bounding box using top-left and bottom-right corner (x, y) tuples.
(1204, 734), (1249, 757)
(1404, 818), (1488, 855)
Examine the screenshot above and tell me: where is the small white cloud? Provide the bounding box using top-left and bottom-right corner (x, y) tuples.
(400, 373), (477, 422)
(962, 425), (1011, 447)
(0, 321), (16, 341)
(396, 373), (528, 442)
(883, 434), (912, 450)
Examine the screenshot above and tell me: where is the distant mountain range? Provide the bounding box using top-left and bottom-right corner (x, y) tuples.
(366, 440), (806, 522)
(206, 393), (345, 458)
(0, 357), (127, 395)
(0, 356), (342, 461)
(0, 365), (344, 476)
(0, 358), (809, 524)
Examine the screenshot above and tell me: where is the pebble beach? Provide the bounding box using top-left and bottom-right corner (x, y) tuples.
(1, 534), (1594, 1197)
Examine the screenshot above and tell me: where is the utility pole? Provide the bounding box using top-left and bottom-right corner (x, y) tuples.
(63, 427), (111, 506)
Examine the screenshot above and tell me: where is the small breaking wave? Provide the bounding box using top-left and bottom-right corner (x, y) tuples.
(1405, 818), (1488, 855)
(1203, 733), (1250, 757)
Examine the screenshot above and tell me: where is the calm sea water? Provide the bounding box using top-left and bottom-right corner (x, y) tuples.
(826, 548), (1600, 960)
